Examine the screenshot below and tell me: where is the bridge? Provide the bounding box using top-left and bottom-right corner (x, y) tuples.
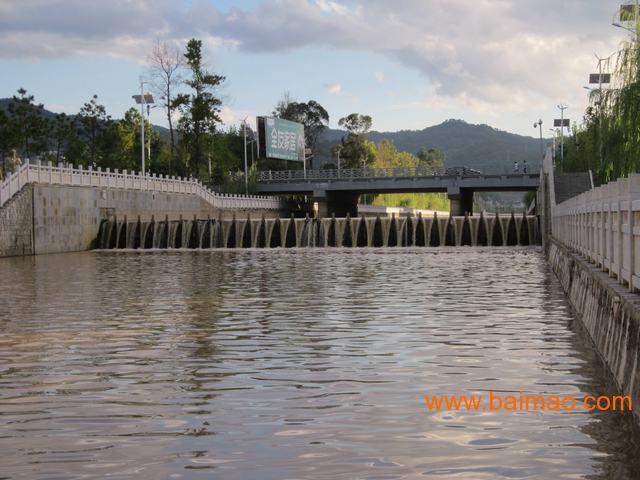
(256, 168), (540, 216)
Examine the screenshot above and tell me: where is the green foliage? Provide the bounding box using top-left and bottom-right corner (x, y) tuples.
(335, 113), (376, 168)
(7, 88), (48, 158)
(338, 113), (372, 134)
(77, 94), (112, 167)
(217, 162), (259, 194)
(564, 32), (640, 184)
(174, 38), (225, 177)
(370, 139), (449, 211)
(48, 113), (81, 166)
(416, 147), (445, 174)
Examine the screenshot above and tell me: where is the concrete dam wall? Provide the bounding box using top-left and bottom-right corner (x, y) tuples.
(0, 183), (283, 257)
(98, 212), (540, 249)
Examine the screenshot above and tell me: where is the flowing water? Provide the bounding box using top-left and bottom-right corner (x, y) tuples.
(1, 248), (639, 479)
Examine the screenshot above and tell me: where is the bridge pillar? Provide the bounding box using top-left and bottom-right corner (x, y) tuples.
(312, 190), (359, 218)
(448, 187), (474, 216)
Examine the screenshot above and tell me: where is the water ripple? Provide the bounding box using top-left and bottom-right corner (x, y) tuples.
(0, 248), (639, 479)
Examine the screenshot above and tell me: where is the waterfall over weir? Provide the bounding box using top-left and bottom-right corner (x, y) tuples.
(98, 213), (540, 249)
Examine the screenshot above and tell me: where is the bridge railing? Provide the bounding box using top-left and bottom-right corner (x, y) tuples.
(0, 161), (282, 211)
(552, 173), (640, 291)
(256, 167), (538, 182)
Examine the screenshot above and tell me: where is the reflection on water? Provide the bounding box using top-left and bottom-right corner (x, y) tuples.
(1, 248), (639, 479)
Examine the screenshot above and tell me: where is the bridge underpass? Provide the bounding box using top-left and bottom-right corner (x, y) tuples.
(255, 168), (540, 216)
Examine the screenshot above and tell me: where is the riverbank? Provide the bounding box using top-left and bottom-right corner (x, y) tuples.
(549, 239), (640, 423)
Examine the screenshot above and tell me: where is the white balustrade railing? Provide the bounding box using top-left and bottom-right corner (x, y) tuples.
(552, 173), (640, 291)
(0, 162), (282, 211)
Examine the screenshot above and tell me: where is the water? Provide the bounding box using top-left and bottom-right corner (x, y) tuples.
(1, 248), (639, 479)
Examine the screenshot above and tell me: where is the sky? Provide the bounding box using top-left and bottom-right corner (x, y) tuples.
(0, 0), (629, 137)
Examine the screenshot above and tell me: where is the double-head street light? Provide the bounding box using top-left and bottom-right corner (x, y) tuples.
(132, 77), (154, 176)
(554, 105), (569, 171)
(533, 119), (544, 161)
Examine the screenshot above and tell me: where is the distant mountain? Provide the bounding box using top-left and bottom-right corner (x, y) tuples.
(314, 119), (545, 173)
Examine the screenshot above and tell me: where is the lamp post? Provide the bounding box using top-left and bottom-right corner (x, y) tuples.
(533, 119), (543, 161)
(557, 104), (568, 171)
(613, 0), (640, 41)
(548, 128), (557, 158)
(146, 104), (156, 166)
(242, 117), (248, 195)
(132, 78), (154, 176)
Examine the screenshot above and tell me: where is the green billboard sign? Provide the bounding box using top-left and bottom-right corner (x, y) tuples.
(262, 117), (305, 162)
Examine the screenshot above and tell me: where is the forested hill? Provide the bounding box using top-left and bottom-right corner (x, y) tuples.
(314, 119), (545, 173)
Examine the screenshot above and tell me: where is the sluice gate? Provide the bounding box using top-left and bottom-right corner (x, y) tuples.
(97, 213), (539, 249)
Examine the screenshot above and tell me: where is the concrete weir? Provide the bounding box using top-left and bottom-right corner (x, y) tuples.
(98, 212), (540, 249)
(549, 239), (640, 422)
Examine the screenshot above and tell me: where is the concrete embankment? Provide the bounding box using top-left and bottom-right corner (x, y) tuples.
(549, 239), (640, 421)
(0, 183), (282, 257)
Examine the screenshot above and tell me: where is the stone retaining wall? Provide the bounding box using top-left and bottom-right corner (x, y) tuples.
(549, 239), (640, 422)
(0, 185), (33, 257)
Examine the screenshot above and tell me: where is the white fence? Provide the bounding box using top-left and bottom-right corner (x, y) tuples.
(552, 173), (640, 291)
(0, 162), (282, 211)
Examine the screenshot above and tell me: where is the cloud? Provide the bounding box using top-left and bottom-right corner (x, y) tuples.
(326, 82), (343, 95)
(0, 0), (623, 114)
(375, 71), (385, 83)
(218, 106), (256, 130)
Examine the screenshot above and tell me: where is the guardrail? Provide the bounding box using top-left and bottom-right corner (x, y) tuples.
(0, 162), (282, 211)
(552, 173), (640, 291)
(255, 167), (538, 182)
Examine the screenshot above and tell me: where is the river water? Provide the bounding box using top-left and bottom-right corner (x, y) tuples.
(1, 248), (639, 479)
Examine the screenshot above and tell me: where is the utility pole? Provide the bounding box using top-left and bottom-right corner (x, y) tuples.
(557, 104), (568, 171)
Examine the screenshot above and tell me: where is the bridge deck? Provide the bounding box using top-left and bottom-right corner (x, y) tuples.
(256, 168), (540, 195)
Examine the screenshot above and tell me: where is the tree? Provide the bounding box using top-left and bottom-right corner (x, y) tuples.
(416, 147), (445, 174)
(374, 140), (416, 170)
(338, 113), (372, 135)
(272, 91), (294, 117)
(336, 113), (376, 168)
(0, 110), (17, 178)
(49, 113), (79, 165)
(174, 38), (225, 177)
(149, 40), (184, 173)
(113, 108), (143, 171)
(7, 88), (48, 159)
(77, 95), (112, 166)
(274, 99), (329, 152)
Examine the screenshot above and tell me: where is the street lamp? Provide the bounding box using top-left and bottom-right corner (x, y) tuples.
(548, 128), (557, 158)
(132, 77), (154, 176)
(555, 104), (568, 171)
(242, 117), (249, 195)
(533, 119), (543, 161)
(146, 104), (156, 166)
(612, 1), (640, 40)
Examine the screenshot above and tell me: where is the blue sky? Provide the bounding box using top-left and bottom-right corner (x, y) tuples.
(0, 0), (628, 137)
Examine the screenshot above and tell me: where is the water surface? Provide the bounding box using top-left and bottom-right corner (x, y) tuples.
(1, 248), (639, 479)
